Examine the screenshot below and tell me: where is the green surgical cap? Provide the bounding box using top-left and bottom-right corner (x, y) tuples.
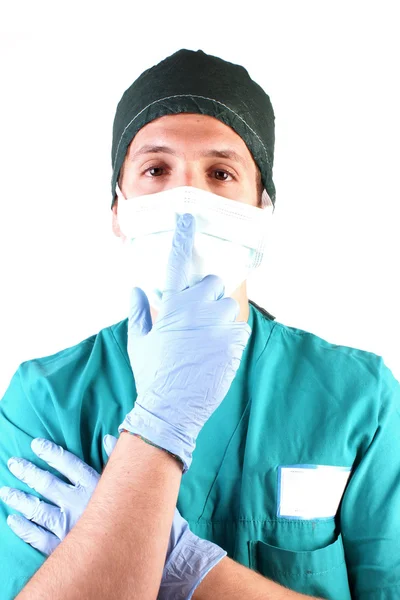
(111, 49), (276, 208)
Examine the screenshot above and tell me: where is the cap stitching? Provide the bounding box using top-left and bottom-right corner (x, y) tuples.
(113, 94), (272, 176)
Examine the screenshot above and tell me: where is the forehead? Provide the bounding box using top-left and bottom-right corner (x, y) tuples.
(127, 113), (256, 168)
(135, 113), (236, 135)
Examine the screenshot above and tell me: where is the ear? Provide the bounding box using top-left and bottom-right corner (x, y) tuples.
(111, 200), (127, 241)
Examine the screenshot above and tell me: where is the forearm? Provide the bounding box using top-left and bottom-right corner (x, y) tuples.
(193, 556), (323, 600)
(16, 432), (182, 600)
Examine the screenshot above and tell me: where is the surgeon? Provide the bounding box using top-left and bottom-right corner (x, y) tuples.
(0, 49), (400, 599)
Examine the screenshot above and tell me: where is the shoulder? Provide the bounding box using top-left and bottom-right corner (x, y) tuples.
(252, 302), (400, 409)
(3, 319), (129, 409)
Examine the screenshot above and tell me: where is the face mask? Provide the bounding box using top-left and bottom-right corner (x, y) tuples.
(116, 184), (273, 311)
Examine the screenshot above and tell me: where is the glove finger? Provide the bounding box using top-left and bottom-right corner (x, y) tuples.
(0, 487), (64, 539)
(7, 514), (60, 556)
(31, 438), (100, 489)
(129, 287), (152, 337)
(7, 457), (70, 506)
(230, 321), (252, 347)
(163, 214), (195, 301)
(186, 273), (226, 303)
(198, 296), (240, 323)
(103, 435), (118, 458)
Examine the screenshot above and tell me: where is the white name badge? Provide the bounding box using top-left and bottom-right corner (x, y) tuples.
(277, 465), (352, 520)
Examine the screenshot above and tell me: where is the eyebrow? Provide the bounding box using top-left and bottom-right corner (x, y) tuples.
(129, 144), (247, 168)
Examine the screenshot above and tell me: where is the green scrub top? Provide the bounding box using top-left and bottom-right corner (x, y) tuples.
(1, 300), (400, 599)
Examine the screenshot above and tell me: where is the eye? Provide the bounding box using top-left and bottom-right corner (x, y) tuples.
(213, 169), (235, 181)
(142, 164), (235, 181)
(143, 165), (168, 177)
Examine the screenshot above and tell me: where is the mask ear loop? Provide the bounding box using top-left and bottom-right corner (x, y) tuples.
(261, 189), (273, 209)
(115, 183), (126, 201)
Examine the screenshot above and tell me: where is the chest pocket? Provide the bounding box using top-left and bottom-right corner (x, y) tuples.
(248, 533), (351, 599)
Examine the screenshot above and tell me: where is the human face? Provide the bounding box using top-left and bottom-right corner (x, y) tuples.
(111, 113), (262, 238)
(111, 113), (262, 324)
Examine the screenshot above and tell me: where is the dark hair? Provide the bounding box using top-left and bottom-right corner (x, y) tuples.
(255, 168), (263, 207)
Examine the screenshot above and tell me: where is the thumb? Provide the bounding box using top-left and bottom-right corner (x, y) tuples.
(129, 287), (152, 337)
(103, 435), (118, 459)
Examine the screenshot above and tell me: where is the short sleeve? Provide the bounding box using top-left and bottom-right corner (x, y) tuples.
(0, 366), (50, 598)
(341, 359), (400, 598)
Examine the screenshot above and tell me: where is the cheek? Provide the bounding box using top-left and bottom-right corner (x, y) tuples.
(119, 172), (151, 198)
(242, 189), (260, 207)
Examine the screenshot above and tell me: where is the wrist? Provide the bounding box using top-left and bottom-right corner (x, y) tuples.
(116, 430), (183, 477)
(119, 401), (195, 472)
(160, 529), (227, 600)
(120, 429), (184, 472)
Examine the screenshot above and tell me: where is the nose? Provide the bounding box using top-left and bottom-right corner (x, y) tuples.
(176, 166), (209, 192)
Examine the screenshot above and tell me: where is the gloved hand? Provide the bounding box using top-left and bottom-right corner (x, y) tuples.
(0, 436), (226, 599)
(122, 213), (252, 472)
(0, 437), (101, 555)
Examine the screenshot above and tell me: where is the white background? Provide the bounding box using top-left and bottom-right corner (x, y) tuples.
(1, 1), (399, 397)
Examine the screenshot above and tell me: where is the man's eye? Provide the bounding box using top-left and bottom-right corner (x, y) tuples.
(142, 166), (235, 181)
(143, 166), (166, 177)
(214, 169), (234, 181)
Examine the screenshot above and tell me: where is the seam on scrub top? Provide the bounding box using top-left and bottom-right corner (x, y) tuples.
(16, 367), (32, 405)
(110, 322), (132, 370)
(188, 517), (334, 524)
(24, 339), (96, 369)
(17, 362), (59, 406)
(197, 400), (252, 522)
(268, 559), (346, 579)
(197, 307), (277, 524)
(251, 320), (278, 376)
(360, 582), (400, 594)
(270, 320), (314, 340)
(274, 320), (384, 361)
(114, 93), (272, 174)
(195, 317), (280, 530)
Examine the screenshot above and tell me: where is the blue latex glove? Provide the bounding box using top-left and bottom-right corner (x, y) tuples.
(0, 436), (226, 599)
(0, 438), (100, 554)
(121, 213), (252, 472)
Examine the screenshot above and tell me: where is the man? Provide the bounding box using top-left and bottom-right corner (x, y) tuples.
(0, 48), (399, 599)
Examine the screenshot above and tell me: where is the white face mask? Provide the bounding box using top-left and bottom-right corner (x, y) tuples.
(116, 184), (273, 311)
